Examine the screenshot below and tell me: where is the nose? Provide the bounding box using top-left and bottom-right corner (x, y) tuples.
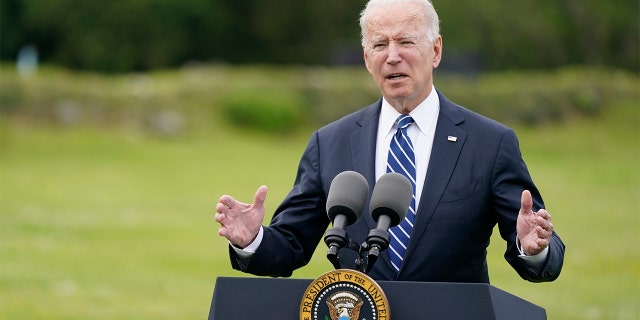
(386, 42), (402, 64)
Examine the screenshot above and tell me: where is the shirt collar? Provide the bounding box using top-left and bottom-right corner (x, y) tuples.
(380, 85), (440, 136)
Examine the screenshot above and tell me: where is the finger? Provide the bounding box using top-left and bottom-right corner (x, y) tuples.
(547, 221), (554, 231)
(543, 222), (554, 235)
(218, 194), (230, 203)
(535, 225), (553, 240)
(215, 203), (227, 213)
(536, 209), (552, 221)
(536, 238), (550, 249)
(535, 215), (554, 232)
(218, 195), (238, 210)
(535, 226), (546, 238)
(253, 185), (268, 209)
(218, 226), (228, 237)
(521, 190), (533, 214)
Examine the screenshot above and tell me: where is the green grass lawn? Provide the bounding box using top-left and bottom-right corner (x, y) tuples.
(1, 80), (638, 319)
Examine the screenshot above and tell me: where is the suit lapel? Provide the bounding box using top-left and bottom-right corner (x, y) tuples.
(350, 101), (381, 192)
(402, 93), (467, 267)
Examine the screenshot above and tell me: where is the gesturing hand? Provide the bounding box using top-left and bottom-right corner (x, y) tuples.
(517, 190), (554, 256)
(214, 185), (268, 249)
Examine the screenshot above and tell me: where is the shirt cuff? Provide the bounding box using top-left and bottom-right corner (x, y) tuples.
(516, 235), (549, 266)
(230, 226), (264, 258)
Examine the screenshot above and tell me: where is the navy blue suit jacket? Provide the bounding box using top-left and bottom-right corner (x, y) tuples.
(231, 91), (565, 283)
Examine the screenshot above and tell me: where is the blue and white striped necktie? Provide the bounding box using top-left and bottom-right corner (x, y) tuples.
(386, 114), (416, 274)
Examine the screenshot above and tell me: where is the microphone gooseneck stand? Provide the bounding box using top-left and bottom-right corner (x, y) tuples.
(324, 228), (390, 274)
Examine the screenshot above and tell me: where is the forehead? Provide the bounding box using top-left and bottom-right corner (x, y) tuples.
(364, 2), (426, 40)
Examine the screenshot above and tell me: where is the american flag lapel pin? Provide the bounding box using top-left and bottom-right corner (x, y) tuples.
(447, 136), (458, 142)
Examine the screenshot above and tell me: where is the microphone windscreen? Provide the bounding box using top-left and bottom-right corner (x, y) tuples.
(370, 172), (412, 226)
(326, 171), (369, 225)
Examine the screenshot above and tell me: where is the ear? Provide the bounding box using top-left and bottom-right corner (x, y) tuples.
(432, 36), (443, 69)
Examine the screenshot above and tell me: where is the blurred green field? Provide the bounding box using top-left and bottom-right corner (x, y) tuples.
(0, 67), (639, 319)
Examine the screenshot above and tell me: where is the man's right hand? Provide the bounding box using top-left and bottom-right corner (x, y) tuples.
(214, 185), (268, 248)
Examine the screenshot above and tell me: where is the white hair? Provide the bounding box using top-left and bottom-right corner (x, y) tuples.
(359, 0), (440, 45)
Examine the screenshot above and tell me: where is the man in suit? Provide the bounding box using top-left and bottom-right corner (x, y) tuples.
(214, 0), (564, 283)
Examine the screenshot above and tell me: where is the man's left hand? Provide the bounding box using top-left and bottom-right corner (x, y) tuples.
(517, 190), (554, 255)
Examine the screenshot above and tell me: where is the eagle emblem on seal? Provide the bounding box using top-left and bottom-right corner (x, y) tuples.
(326, 291), (363, 320)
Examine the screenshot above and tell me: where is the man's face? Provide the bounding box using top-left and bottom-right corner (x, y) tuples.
(362, 2), (442, 112)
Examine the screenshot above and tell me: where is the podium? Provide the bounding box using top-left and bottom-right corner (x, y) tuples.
(209, 276), (546, 320)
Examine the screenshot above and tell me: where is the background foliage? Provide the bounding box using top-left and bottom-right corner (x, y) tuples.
(1, 64), (637, 134)
(2, 0), (638, 72)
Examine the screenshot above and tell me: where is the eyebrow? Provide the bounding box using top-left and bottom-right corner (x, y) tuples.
(370, 35), (419, 43)
(396, 35), (418, 41)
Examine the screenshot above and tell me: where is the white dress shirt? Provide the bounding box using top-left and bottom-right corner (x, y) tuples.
(375, 85), (440, 212)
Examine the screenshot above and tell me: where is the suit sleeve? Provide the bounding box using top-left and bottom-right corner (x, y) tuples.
(229, 131), (330, 277)
(492, 129), (565, 282)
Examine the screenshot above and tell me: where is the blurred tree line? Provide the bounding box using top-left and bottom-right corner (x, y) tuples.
(1, 0), (638, 73)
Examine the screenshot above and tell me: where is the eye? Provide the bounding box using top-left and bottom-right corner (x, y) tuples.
(373, 43), (386, 49)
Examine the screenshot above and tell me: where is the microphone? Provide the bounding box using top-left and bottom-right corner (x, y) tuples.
(324, 171), (369, 269)
(365, 172), (412, 272)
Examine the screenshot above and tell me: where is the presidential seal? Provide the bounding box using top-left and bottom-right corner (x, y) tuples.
(300, 269), (390, 320)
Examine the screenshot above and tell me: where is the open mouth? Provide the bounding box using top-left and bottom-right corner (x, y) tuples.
(386, 73), (408, 80)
